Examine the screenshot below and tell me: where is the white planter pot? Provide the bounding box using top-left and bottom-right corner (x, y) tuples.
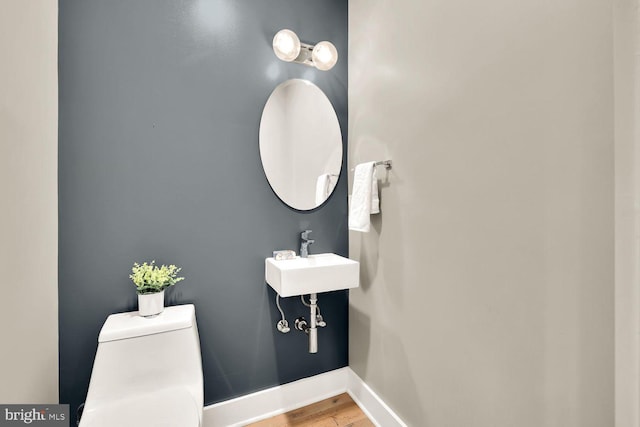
(138, 290), (165, 317)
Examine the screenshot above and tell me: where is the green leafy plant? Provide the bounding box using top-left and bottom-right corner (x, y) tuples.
(130, 261), (184, 295)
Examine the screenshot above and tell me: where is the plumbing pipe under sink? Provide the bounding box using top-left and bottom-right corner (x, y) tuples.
(295, 293), (320, 353)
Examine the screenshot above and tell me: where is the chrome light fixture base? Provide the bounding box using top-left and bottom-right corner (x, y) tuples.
(272, 29), (338, 71)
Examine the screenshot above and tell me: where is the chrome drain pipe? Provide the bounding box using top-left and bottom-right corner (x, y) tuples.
(308, 293), (318, 353)
(295, 293), (320, 353)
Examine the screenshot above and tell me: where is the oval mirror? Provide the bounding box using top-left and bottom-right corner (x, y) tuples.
(259, 79), (342, 210)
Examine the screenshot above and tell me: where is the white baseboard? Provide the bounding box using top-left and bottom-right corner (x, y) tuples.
(203, 367), (406, 427)
(203, 368), (349, 426)
(346, 369), (407, 427)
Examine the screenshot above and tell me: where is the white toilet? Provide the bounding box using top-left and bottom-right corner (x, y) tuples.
(78, 304), (203, 427)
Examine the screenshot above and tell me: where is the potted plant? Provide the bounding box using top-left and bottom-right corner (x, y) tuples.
(130, 261), (184, 317)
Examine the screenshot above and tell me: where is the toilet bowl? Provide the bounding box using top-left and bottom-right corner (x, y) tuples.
(79, 304), (203, 427)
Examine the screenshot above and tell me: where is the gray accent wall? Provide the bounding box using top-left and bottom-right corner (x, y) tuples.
(58, 0), (348, 414)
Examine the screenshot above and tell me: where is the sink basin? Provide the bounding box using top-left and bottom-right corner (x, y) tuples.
(265, 253), (359, 297)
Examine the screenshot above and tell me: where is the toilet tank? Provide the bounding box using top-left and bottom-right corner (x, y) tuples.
(83, 304), (203, 415)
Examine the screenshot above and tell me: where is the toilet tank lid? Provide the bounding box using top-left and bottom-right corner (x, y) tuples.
(98, 304), (196, 342)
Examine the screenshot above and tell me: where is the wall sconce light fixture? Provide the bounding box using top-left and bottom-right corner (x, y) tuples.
(272, 29), (338, 71)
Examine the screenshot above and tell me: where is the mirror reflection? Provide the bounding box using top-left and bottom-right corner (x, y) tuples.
(259, 79), (342, 210)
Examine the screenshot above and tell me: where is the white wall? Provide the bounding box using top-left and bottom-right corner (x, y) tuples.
(0, 0), (58, 403)
(349, 1), (614, 426)
(615, 1), (640, 425)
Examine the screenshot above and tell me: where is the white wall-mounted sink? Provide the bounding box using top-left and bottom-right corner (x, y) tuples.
(265, 253), (359, 297)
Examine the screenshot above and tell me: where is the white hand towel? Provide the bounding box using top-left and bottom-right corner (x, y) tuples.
(349, 162), (380, 232)
(370, 167), (380, 215)
(315, 174), (331, 205)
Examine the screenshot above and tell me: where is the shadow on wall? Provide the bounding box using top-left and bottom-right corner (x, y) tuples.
(348, 166), (404, 302)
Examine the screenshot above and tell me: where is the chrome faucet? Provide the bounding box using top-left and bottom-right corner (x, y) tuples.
(300, 230), (315, 258)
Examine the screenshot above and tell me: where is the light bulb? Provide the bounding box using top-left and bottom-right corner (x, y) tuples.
(311, 41), (338, 70)
(273, 29), (301, 62)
